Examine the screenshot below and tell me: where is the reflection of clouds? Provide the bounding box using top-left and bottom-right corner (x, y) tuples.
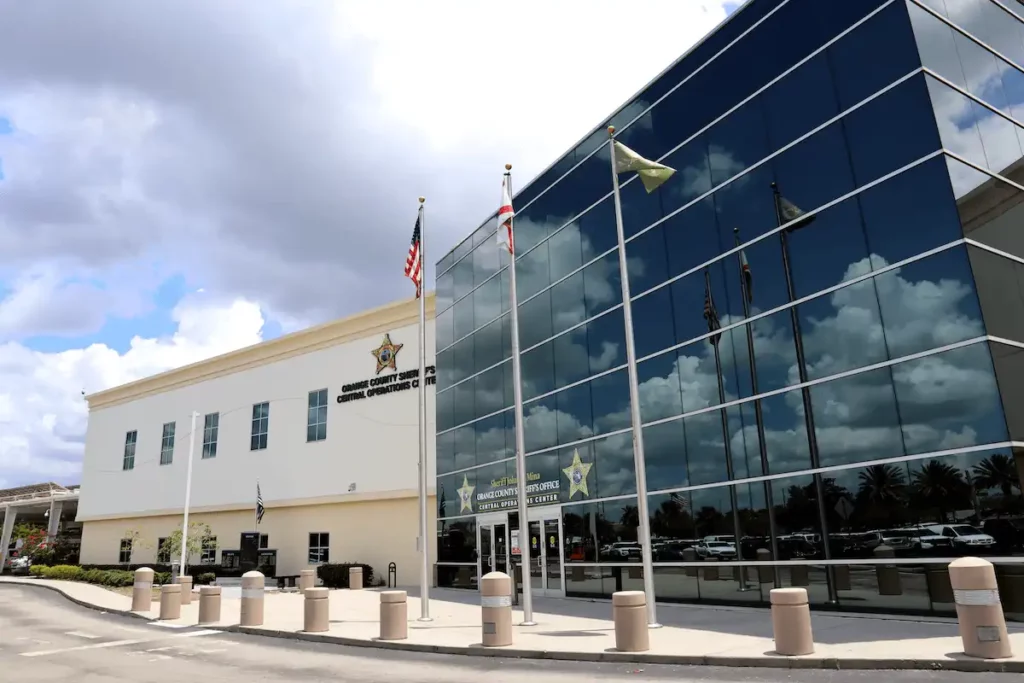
(634, 248), (996, 489)
(910, 2), (1024, 194)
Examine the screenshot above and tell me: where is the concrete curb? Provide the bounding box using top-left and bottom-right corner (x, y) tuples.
(215, 624), (1024, 673)
(5, 579), (1022, 673)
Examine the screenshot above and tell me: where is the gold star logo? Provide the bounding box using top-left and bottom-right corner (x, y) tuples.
(371, 333), (403, 375)
(457, 475), (474, 514)
(562, 449), (593, 499)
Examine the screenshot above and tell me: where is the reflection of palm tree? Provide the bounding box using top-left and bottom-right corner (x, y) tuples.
(858, 464), (906, 505)
(913, 460), (968, 523)
(972, 454), (1021, 497)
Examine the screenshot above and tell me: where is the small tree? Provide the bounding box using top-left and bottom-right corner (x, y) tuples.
(163, 522), (213, 571)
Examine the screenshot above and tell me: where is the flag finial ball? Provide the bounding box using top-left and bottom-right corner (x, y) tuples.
(505, 163), (512, 171)
(419, 196), (425, 203)
(607, 125), (616, 135)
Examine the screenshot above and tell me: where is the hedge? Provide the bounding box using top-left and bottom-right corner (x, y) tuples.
(30, 564), (173, 587)
(80, 563), (239, 577)
(316, 562), (374, 588)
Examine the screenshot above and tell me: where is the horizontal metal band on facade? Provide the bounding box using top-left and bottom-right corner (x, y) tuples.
(953, 589), (1001, 606)
(437, 0), (886, 280)
(507, 558), (1024, 568)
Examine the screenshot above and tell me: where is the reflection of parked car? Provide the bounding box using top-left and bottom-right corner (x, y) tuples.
(982, 518), (1024, 553)
(7, 555), (31, 575)
(924, 524), (996, 550)
(695, 540), (737, 560)
(776, 537), (817, 560)
(652, 540), (696, 562)
(604, 542), (642, 561)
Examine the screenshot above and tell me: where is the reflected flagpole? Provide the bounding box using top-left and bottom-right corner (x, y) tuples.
(771, 182), (836, 603)
(702, 270), (747, 591)
(733, 228), (780, 586)
(607, 126), (660, 627)
(417, 198), (432, 620)
(501, 164), (536, 626)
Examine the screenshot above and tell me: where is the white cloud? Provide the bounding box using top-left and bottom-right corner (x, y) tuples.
(0, 296), (264, 488)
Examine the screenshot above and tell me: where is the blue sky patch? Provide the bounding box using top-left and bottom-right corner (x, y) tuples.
(23, 274), (189, 354)
(0, 117), (12, 135)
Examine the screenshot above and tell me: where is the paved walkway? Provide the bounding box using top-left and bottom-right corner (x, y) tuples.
(4, 576), (1023, 672)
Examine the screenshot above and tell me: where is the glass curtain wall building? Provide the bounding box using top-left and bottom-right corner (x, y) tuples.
(433, 0), (1024, 618)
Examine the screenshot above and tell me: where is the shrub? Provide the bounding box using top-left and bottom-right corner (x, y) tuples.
(316, 563), (374, 589)
(155, 572), (171, 585)
(29, 565), (47, 577)
(195, 572), (216, 586)
(43, 565), (84, 582)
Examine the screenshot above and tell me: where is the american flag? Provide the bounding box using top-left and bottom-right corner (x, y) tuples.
(739, 247), (753, 304)
(703, 271), (721, 346)
(256, 482), (265, 524)
(404, 213), (423, 297)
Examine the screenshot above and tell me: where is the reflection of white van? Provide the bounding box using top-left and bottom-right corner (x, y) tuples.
(924, 524), (996, 549)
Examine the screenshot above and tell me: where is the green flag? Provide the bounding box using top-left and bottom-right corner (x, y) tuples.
(613, 141), (676, 193)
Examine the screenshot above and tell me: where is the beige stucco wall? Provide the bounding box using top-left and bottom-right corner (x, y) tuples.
(80, 493), (437, 585)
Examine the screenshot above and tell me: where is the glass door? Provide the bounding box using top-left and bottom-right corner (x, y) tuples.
(476, 513), (510, 581)
(527, 507), (564, 597)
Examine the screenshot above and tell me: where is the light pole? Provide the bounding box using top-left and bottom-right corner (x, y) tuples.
(178, 411), (199, 575)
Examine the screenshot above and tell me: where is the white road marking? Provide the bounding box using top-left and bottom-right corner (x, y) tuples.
(20, 628), (216, 657)
(66, 631), (100, 639)
(194, 648), (227, 654)
(21, 639), (147, 657)
(148, 654), (172, 661)
(146, 646), (174, 652)
(149, 622), (188, 629)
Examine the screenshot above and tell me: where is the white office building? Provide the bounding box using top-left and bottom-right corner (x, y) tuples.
(76, 295), (437, 584)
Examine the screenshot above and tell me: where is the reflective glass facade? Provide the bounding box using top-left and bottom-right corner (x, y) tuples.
(434, 0), (1024, 617)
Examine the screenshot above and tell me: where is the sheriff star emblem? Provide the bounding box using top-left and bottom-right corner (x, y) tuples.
(457, 475), (475, 514)
(371, 333), (403, 375)
(562, 449), (593, 499)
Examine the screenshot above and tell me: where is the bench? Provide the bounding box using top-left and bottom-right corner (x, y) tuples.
(275, 574), (300, 589)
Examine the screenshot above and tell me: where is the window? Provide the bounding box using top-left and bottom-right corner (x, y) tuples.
(251, 402), (269, 451)
(122, 430), (137, 471)
(157, 537), (171, 564)
(307, 389), (328, 442)
(201, 536), (217, 565)
(308, 533), (330, 564)
(160, 422), (176, 465)
(259, 533), (269, 550)
(202, 413), (219, 459)
(221, 550), (240, 569)
(119, 538), (133, 564)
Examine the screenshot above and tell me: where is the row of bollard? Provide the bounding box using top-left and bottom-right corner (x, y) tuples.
(131, 557), (1014, 660)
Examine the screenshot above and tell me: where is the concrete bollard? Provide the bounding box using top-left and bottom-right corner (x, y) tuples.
(480, 571), (513, 647)
(240, 570), (265, 627)
(948, 557), (1013, 659)
(177, 575), (193, 605)
(790, 564), (810, 587)
(349, 566), (363, 590)
(926, 567), (954, 604)
(380, 590), (408, 641)
(612, 591), (650, 652)
(132, 567), (155, 612)
(198, 585), (221, 625)
(303, 587), (330, 633)
(683, 548), (698, 577)
(703, 565), (720, 581)
(770, 587), (814, 656)
(757, 548), (773, 584)
(299, 568), (316, 593)
(159, 583), (182, 621)
(833, 564), (852, 591)
(874, 545), (902, 596)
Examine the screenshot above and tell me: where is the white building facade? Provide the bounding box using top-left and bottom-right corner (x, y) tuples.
(77, 295), (437, 585)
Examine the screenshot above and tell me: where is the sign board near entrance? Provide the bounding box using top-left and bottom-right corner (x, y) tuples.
(476, 472), (560, 512)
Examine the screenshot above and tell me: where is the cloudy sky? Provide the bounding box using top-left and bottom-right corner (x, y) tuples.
(0, 0), (743, 488)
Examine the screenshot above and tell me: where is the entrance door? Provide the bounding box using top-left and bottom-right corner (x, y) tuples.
(477, 513), (510, 579)
(527, 506), (564, 597)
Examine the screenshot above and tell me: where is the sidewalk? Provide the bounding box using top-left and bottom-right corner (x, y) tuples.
(3, 576), (1024, 672)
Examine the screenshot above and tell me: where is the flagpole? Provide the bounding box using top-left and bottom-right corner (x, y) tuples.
(703, 269), (747, 591)
(733, 228), (780, 586)
(772, 182), (836, 603)
(255, 481), (259, 533)
(607, 126), (659, 627)
(416, 196), (432, 621)
(178, 410), (198, 576)
(503, 164), (536, 626)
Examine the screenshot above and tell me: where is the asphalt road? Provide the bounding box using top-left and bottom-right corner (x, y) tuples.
(0, 583), (1018, 683)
